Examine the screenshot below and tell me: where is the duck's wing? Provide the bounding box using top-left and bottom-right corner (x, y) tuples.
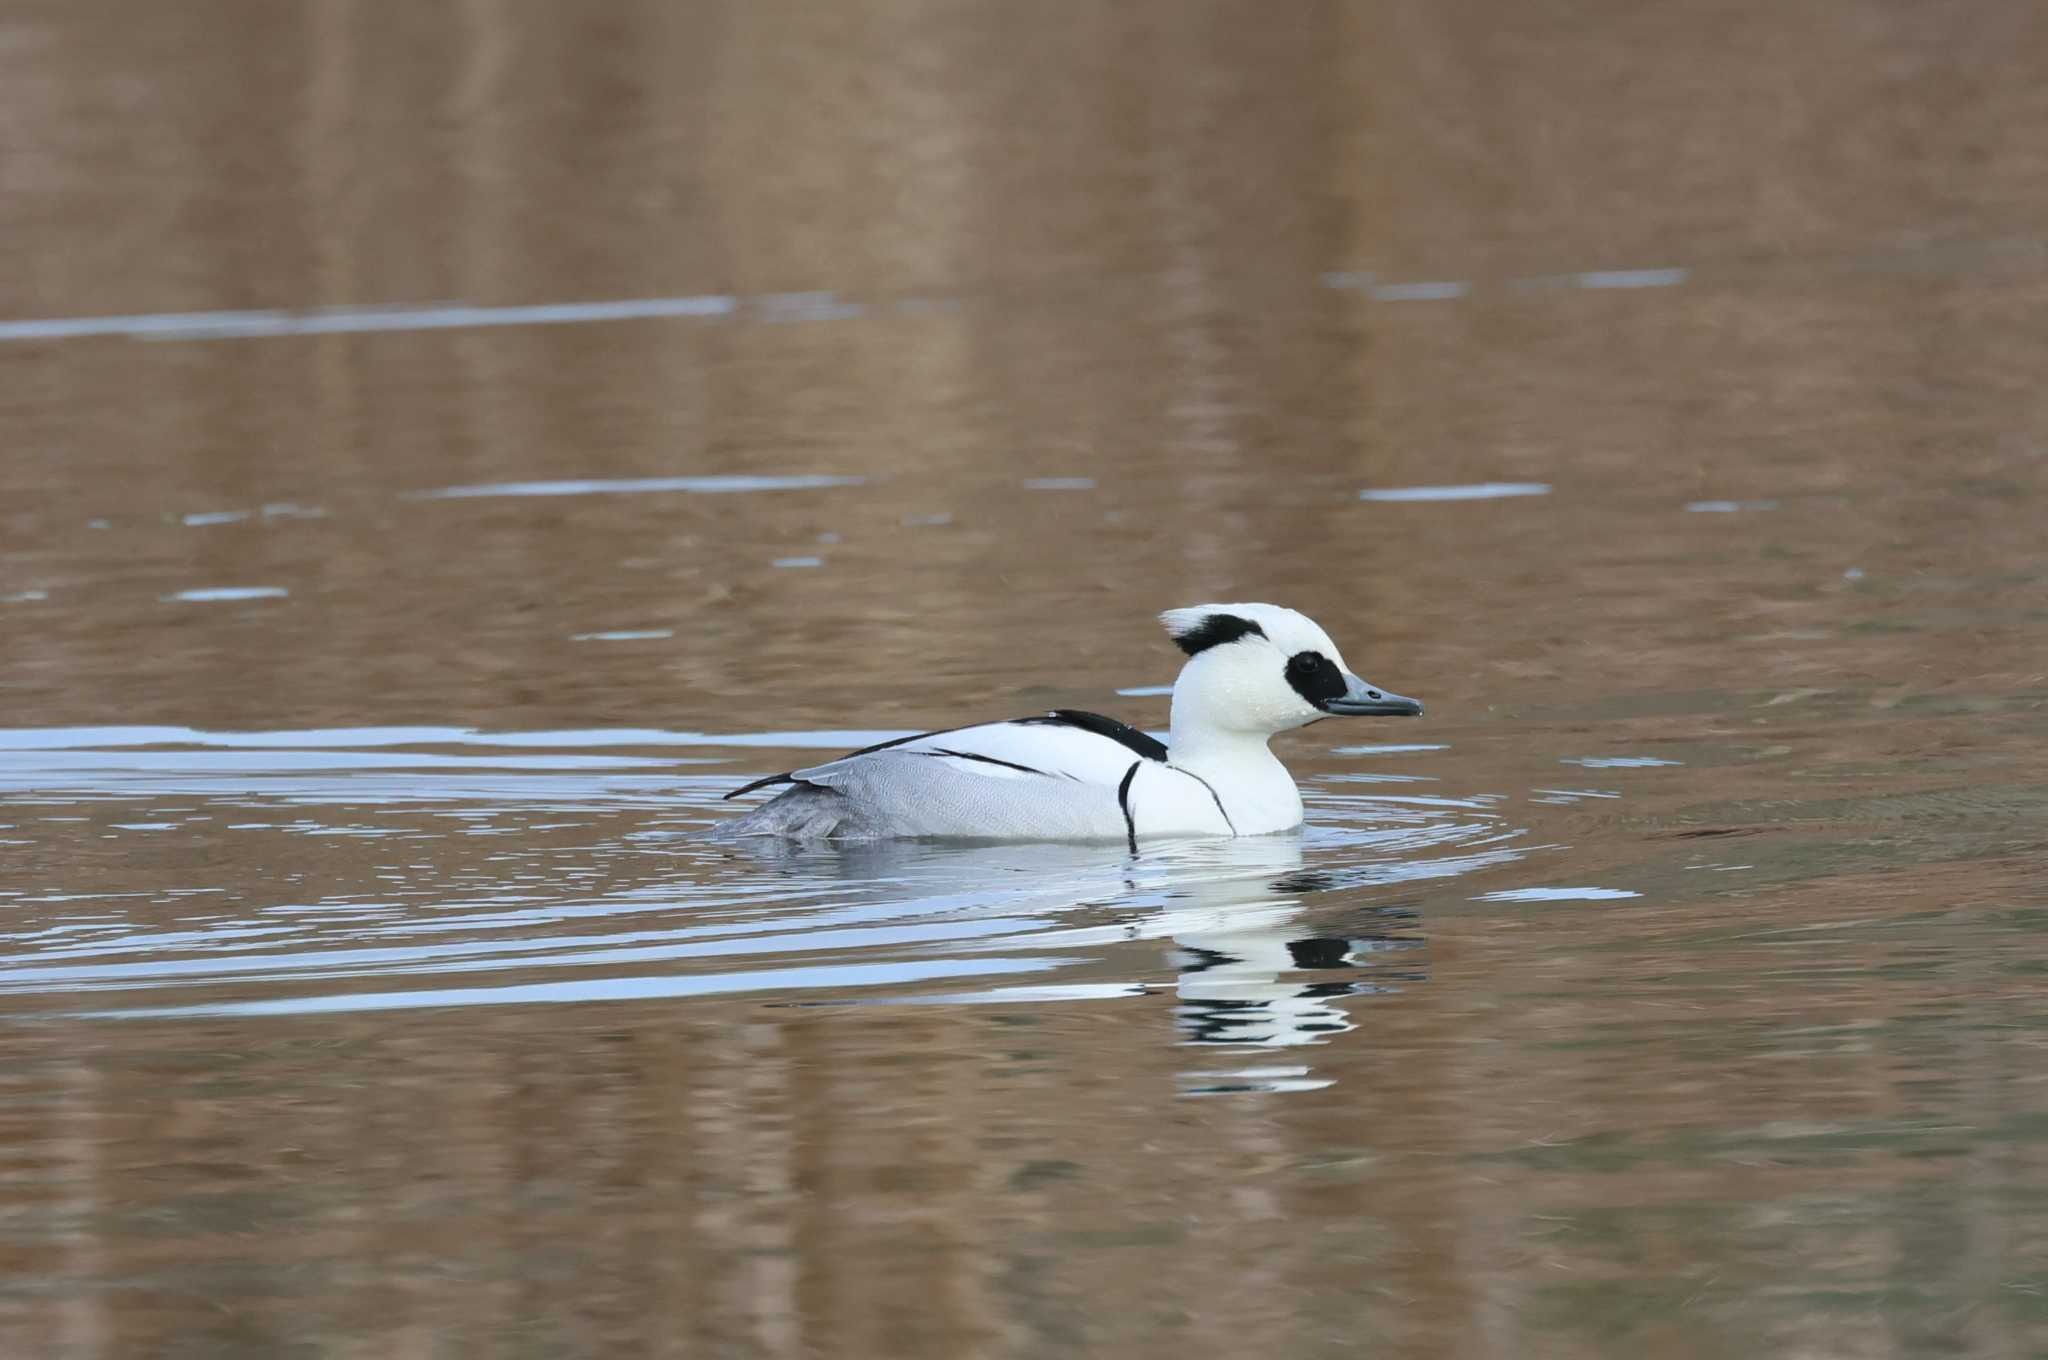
(782, 714), (1165, 841)
(723, 709), (1167, 801)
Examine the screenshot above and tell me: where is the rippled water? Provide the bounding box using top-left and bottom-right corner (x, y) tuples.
(7, 2), (2048, 1356)
(1, 724), (1515, 1032)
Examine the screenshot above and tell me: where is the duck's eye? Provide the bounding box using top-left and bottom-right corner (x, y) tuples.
(1284, 650), (1346, 705)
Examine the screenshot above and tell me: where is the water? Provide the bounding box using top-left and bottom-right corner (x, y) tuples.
(5, 3), (2048, 1356)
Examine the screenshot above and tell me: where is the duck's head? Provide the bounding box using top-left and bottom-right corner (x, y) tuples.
(1161, 603), (1422, 738)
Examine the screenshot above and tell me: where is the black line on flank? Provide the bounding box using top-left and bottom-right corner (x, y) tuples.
(925, 748), (1047, 777)
(1180, 768), (1237, 836)
(1116, 761), (1141, 853)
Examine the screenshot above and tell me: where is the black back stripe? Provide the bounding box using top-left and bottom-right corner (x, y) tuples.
(1179, 768), (1237, 836)
(1013, 709), (1168, 762)
(842, 729), (946, 759)
(1171, 613), (1267, 656)
(1116, 761), (1141, 853)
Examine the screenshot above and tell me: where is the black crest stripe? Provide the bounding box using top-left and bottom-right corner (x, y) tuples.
(1116, 761), (1140, 853)
(1171, 612), (1266, 656)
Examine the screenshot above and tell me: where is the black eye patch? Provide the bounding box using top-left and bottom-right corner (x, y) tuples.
(1285, 651), (1346, 706)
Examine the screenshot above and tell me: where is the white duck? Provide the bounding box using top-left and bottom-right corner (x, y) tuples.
(717, 603), (1422, 845)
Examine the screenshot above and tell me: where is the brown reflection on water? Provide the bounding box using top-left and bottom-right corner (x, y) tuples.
(5, 849), (2045, 1360)
(4, 0), (2048, 1356)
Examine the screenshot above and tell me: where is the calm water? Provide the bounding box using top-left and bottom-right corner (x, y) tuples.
(5, 3), (2048, 1356)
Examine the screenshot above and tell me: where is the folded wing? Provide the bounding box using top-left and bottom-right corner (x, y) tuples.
(720, 711), (1166, 840)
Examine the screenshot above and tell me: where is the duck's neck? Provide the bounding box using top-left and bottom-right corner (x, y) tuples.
(1166, 722), (1304, 835)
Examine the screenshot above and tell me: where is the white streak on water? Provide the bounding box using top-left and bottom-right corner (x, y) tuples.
(162, 587), (289, 602)
(755, 292), (864, 323)
(83, 957), (1065, 1019)
(1561, 756), (1683, 768)
(0, 295), (738, 343)
(183, 504), (327, 526)
(1325, 773), (1438, 784)
(0, 751), (691, 773)
(0, 726), (922, 751)
(25, 248), (2034, 359)
(1371, 280), (1469, 301)
(408, 474), (864, 500)
(1476, 887), (1641, 902)
(1577, 268), (1689, 289)
(1361, 483), (1551, 502)
(571, 630), (674, 642)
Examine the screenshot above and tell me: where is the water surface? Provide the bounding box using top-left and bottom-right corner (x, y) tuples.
(4, 3), (2048, 1357)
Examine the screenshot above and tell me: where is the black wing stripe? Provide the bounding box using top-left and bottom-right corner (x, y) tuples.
(723, 772), (799, 801)
(1116, 761), (1140, 854)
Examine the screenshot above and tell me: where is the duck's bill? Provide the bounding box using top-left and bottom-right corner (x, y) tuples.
(1320, 676), (1424, 718)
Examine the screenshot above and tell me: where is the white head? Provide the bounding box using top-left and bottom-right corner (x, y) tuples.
(1159, 603), (1422, 744)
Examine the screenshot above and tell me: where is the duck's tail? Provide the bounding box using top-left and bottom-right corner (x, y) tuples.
(706, 782), (880, 841)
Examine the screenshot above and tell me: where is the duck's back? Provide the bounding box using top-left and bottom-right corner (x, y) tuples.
(718, 710), (1230, 843)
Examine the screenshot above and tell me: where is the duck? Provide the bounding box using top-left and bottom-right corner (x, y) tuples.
(716, 603), (1422, 845)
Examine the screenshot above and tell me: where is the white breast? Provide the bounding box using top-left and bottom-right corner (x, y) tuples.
(1126, 762), (1236, 838)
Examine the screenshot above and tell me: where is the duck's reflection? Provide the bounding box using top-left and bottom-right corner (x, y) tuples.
(1167, 913), (1424, 1093)
(1172, 913), (1418, 1042)
(1130, 840), (1425, 1094)
(720, 834), (1429, 1095)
